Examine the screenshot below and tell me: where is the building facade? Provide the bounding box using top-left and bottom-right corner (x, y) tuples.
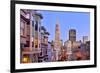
(83, 36), (88, 44)
(54, 21), (62, 61)
(20, 9), (30, 63)
(20, 10), (45, 63)
(69, 29), (76, 42)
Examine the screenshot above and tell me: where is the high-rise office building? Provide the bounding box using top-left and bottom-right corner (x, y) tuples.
(83, 36), (88, 44)
(54, 20), (62, 60)
(55, 21), (61, 50)
(69, 29), (76, 42)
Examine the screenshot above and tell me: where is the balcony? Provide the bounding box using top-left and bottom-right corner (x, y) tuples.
(22, 47), (41, 55)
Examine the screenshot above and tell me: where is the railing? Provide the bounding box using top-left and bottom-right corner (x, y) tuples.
(22, 47), (41, 55)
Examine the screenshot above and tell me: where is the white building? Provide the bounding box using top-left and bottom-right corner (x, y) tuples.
(83, 36), (88, 44)
(64, 40), (72, 60)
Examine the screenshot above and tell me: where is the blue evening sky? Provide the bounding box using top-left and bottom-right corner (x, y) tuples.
(37, 10), (90, 42)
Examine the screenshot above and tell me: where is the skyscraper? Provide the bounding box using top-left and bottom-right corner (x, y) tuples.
(69, 29), (76, 42)
(54, 20), (61, 61)
(55, 21), (61, 50)
(83, 36), (88, 44)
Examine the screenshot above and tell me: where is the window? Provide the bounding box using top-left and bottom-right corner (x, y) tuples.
(27, 25), (30, 35)
(35, 21), (38, 31)
(39, 27), (41, 32)
(32, 21), (34, 37)
(32, 21), (34, 27)
(20, 19), (25, 35)
(25, 41), (29, 47)
(20, 43), (25, 50)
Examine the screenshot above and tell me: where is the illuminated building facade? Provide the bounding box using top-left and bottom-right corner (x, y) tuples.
(20, 9), (30, 63)
(20, 10), (44, 63)
(39, 31), (50, 62)
(83, 36), (88, 44)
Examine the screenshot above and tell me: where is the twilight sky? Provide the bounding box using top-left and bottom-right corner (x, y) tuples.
(37, 10), (90, 42)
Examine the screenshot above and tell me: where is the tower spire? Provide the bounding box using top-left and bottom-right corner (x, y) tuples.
(55, 18), (60, 41)
(54, 18), (61, 61)
(56, 17), (59, 25)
